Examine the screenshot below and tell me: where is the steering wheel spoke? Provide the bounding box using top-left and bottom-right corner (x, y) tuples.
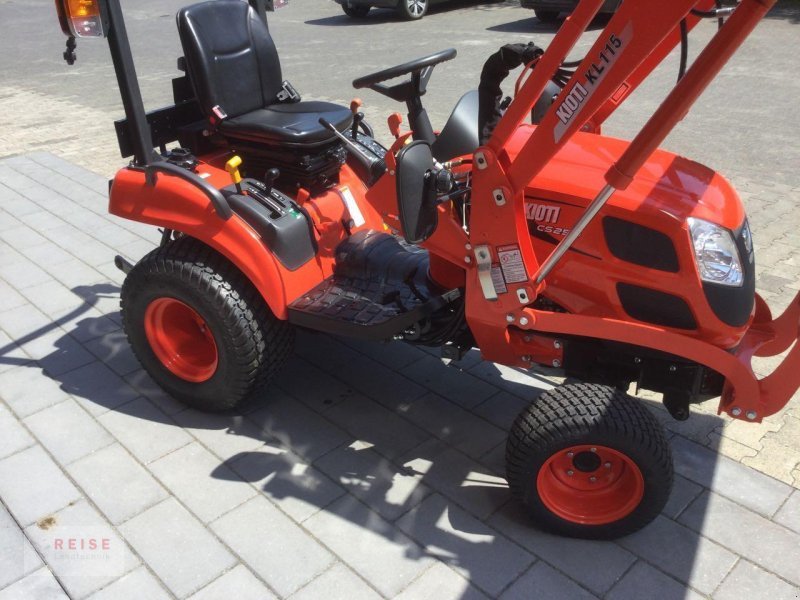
(352, 48), (457, 102)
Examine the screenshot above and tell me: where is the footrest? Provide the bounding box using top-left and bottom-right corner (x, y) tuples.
(287, 230), (459, 340)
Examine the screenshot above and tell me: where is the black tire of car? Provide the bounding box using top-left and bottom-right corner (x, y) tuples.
(398, 0), (428, 20)
(343, 4), (371, 17)
(534, 9), (560, 22)
(505, 383), (673, 539)
(121, 236), (294, 412)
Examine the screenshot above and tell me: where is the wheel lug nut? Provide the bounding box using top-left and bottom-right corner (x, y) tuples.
(567, 470), (574, 476)
(590, 447), (597, 453)
(604, 462), (611, 469)
(567, 451), (574, 458)
(589, 476), (597, 483)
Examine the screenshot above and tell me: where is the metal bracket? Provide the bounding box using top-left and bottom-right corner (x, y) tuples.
(474, 245), (497, 301)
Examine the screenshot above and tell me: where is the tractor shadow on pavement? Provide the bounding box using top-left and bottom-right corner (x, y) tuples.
(1, 283), (723, 598)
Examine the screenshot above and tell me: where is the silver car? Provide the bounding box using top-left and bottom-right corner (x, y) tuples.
(520, 0), (622, 23)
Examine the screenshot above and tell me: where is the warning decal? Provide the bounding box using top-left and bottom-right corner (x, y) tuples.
(497, 244), (528, 284)
(490, 264), (508, 294)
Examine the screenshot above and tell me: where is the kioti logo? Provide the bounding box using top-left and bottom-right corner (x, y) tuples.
(525, 202), (561, 224)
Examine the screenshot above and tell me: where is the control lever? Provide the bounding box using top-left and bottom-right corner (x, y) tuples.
(318, 118), (386, 183)
(263, 168), (280, 194)
(350, 98), (364, 140)
(388, 112), (403, 139)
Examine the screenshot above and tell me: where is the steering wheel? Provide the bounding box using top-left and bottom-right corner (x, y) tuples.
(352, 48), (457, 103)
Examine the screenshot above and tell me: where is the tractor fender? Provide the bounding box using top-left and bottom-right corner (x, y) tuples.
(108, 167), (326, 319)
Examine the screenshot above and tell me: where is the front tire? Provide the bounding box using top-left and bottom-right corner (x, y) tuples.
(121, 237), (293, 412)
(398, 0), (428, 19)
(342, 4), (370, 17)
(506, 383), (673, 539)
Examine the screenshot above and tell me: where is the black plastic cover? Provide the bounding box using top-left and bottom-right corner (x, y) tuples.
(395, 141), (437, 244)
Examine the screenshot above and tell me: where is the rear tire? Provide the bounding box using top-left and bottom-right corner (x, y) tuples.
(398, 0), (428, 19)
(342, 4), (370, 17)
(121, 237), (293, 412)
(506, 383), (673, 539)
(534, 9), (560, 22)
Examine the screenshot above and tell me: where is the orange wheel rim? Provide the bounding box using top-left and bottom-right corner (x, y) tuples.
(143, 297), (218, 383)
(536, 444), (644, 525)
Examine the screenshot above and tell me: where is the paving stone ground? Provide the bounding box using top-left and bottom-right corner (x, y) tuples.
(1, 0), (799, 598)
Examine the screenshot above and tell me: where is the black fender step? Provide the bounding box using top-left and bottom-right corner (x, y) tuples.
(287, 230), (460, 340)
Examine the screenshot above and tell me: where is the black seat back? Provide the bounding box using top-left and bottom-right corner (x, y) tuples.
(177, 0), (283, 121)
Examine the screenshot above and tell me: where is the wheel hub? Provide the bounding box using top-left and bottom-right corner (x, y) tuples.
(143, 297), (219, 383)
(537, 444), (644, 525)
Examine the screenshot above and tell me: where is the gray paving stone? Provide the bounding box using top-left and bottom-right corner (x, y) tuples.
(0, 403), (34, 459)
(314, 443), (429, 521)
(122, 369), (186, 416)
(499, 561), (598, 600)
(211, 496), (334, 597)
(83, 330), (140, 377)
(66, 443), (168, 525)
(18, 280), (82, 319)
(120, 498), (236, 598)
(679, 491), (800, 587)
(0, 445), (81, 526)
(391, 392), (507, 459)
(148, 441), (257, 523)
(45, 258), (107, 290)
(0, 568), (68, 600)
(173, 408), (270, 461)
(401, 355), (498, 409)
(245, 388), (350, 461)
(394, 561), (488, 600)
(292, 334), (428, 408)
(662, 474), (704, 519)
(0, 503), (42, 589)
(471, 391), (531, 430)
(34, 329), (97, 378)
(0, 279), (27, 311)
(774, 490), (800, 534)
(0, 253), (51, 290)
(23, 240), (75, 266)
(339, 336), (427, 370)
(618, 515), (737, 595)
(672, 436), (792, 517)
(229, 443), (344, 523)
(467, 361), (554, 401)
(0, 365), (69, 419)
(86, 566), (171, 600)
(61, 307), (120, 345)
(396, 494), (534, 597)
(97, 397), (191, 463)
(23, 399), (114, 465)
(303, 495), (435, 598)
(400, 440), (509, 520)
(0, 302), (51, 342)
(0, 330), (30, 376)
(0, 225), (49, 250)
(188, 564), (277, 600)
(59, 361), (140, 416)
(606, 561), (705, 600)
(322, 393), (430, 460)
(489, 504), (636, 595)
(715, 559), (800, 600)
(274, 356), (359, 411)
(24, 500), (139, 599)
(289, 563), (380, 600)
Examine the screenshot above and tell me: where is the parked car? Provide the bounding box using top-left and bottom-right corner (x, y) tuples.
(335, 0), (456, 20)
(520, 0), (622, 23)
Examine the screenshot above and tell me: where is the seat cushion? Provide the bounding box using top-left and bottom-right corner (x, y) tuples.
(219, 101), (353, 148)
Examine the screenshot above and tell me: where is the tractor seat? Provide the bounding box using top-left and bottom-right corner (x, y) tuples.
(177, 0), (351, 148)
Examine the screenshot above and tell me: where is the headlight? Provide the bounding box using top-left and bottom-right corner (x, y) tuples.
(687, 218), (744, 287)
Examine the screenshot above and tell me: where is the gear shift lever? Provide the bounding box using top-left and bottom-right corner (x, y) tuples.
(263, 168), (280, 195)
(350, 98), (364, 140)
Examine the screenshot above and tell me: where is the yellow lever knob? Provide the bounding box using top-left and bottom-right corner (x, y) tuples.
(225, 155), (243, 184)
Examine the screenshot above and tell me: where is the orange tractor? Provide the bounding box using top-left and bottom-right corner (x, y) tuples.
(55, 0), (798, 537)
